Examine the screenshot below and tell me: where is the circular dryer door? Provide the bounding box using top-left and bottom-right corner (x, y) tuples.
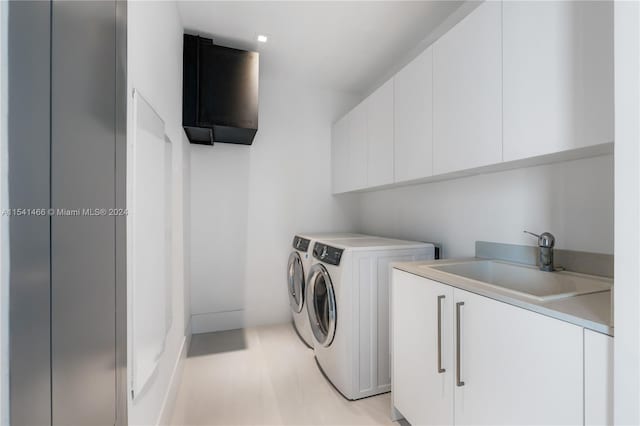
(306, 264), (337, 347)
(287, 251), (305, 313)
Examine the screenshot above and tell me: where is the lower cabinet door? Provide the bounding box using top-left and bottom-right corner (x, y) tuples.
(584, 329), (613, 426)
(392, 270), (454, 425)
(453, 289), (583, 425)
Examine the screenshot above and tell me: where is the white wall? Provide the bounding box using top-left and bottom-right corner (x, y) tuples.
(189, 77), (614, 335)
(614, 1), (640, 423)
(356, 155), (614, 258)
(182, 122), (191, 335)
(127, 1), (190, 425)
(190, 77), (359, 333)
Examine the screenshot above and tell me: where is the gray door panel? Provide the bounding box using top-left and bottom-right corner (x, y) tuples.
(8, 2), (52, 425)
(114, 1), (128, 424)
(51, 1), (117, 425)
(9, 0), (127, 424)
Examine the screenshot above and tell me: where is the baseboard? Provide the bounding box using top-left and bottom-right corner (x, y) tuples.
(184, 316), (192, 337)
(191, 310), (244, 334)
(391, 404), (404, 422)
(156, 332), (191, 426)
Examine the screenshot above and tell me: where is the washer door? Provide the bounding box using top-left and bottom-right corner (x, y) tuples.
(287, 251), (305, 313)
(306, 264), (337, 347)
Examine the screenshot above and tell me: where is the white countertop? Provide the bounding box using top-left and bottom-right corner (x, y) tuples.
(393, 258), (613, 336)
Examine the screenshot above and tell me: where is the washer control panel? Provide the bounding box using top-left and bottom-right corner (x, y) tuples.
(292, 236), (310, 252)
(313, 242), (343, 266)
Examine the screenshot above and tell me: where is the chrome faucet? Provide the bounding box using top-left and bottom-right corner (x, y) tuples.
(524, 230), (556, 272)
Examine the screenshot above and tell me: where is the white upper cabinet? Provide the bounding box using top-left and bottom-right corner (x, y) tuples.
(331, 116), (349, 194)
(503, 1), (614, 161)
(433, 1), (502, 175)
(394, 47), (433, 183)
(332, 0), (613, 194)
(366, 80), (395, 187)
(331, 104), (367, 193)
(347, 102), (368, 191)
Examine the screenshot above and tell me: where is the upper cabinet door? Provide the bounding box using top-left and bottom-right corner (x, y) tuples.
(503, 1), (614, 161)
(394, 47), (433, 183)
(433, 2), (502, 175)
(331, 116), (349, 194)
(367, 79), (394, 187)
(347, 102), (368, 191)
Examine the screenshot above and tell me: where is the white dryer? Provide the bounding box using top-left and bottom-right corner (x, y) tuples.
(288, 235), (315, 347)
(287, 233), (367, 348)
(306, 237), (436, 400)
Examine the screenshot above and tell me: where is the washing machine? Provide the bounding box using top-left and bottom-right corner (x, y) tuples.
(306, 237), (436, 400)
(287, 233), (367, 348)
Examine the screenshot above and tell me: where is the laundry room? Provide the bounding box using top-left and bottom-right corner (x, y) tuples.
(2, 1), (638, 426)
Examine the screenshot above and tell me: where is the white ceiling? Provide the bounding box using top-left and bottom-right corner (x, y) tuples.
(178, 1), (464, 95)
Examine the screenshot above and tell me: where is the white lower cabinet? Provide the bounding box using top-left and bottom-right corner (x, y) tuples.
(453, 289), (583, 426)
(392, 270), (586, 426)
(585, 330), (613, 426)
(392, 270), (454, 426)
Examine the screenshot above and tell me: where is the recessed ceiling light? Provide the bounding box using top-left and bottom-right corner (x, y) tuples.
(257, 35), (268, 43)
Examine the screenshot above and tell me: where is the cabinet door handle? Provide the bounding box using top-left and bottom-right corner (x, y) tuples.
(456, 301), (465, 387)
(437, 295), (446, 373)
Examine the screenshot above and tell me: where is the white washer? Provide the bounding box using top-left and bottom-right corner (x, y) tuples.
(306, 237), (436, 400)
(287, 233), (367, 348)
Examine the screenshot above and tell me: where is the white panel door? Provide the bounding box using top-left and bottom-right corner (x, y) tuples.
(503, 1), (614, 161)
(366, 79), (394, 187)
(331, 116), (349, 194)
(347, 103), (368, 191)
(392, 270), (454, 426)
(394, 47), (433, 183)
(433, 1), (502, 175)
(453, 289), (583, 425)
(585, 330), (613, 426)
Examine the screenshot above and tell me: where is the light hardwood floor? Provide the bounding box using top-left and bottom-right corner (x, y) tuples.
(170, 324), (398, 426)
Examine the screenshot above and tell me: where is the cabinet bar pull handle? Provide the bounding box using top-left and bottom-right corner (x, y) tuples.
(456, 301), (465, 387)
(437, 295), (446, 373)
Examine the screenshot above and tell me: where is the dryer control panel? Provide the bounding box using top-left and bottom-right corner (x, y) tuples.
(313, 243), (343, 266)
(292, 236), (310, 252)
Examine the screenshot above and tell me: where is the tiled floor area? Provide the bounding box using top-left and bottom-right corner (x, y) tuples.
(171, 324), (397, 425)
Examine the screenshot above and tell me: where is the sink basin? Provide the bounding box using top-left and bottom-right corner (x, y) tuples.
(427, 260), (611, 301)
